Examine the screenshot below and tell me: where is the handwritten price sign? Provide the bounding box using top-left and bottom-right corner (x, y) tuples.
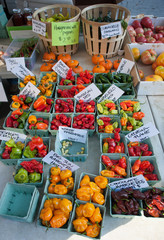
(11, 64), (35, 80)
(98, 84), (124, 102)
(116, 58), (134, 74)
(59, 127), (87, 144)
(100, 22), (122, 39)
(32, 19), (46, 37)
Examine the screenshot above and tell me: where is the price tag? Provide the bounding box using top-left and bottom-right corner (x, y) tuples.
(52, 22), (79, 46)
(11, 64), (35, 80)
(116, 58), (134, 74)
(108, 175), (149, 190)
(0, 130), (27, 142)
(126, 122), (159, 142)
(42, 150), (79, 172)
(59, 127), (87, 144)
(32, 19), (46, 37)
(5, 57), (25, 71)
(100, 22), (122, 39)
(98, 84), (124, 102)
(74, 83), (102, 102)
(19, 81), (40, 98)
(52, 59), (69, 78)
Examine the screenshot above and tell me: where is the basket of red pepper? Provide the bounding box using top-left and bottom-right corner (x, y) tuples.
(100, 133), (128, 155)
(14, 158), (44, 187)
(130, 156), (161, 186)
(53, 99), (75, 113)
(0, 138), (25, 166)
(22, 136), (50, 159)
(31, 96), (54, 113)
(142, 187), (164, 218)
(56, 85), (86, 98)
(25, 113), (50, 137)
(58, 69), (76, 86)
(96, 116), (121, 137)
(127, 139), (154, 157)
(99, 154), (130, 181)
(76, 70), (93, 85)
(72, 113), (95, 136)
(49, 113), (73, 136)
(3, 109), (29, 134)
(75, 100), (96, 114)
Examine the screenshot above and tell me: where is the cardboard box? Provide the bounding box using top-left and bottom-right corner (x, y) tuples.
(6, 17), (38, 41)
(125, 43), (164, 95)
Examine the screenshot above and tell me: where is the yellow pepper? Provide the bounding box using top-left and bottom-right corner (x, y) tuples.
(156, 52), (164, 67)
(19, 82), (25, 88)
(45, 89), (52, 96)
(94, 176), (108, 189)
(104, 125), (113, 133)
(60, 169), (72, 180)
(59, 198), (72, 213)
(155, 66), (164, 79)
(76, 186), (94, 201)
(89, 182), (101, 193)
(80, 175), (90, 187)
(28, 115), (37, 124)
(12, 102), (21, 109)
(89, 207), (102, 223)
(83, 203), (95, 218)
(92, 192), (105, 205)
(54, 184), (68, 195)
(73, 218), (88, 233)
(40, 207), (53, 221)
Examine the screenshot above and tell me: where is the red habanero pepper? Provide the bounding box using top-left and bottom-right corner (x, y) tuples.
(140, 160), (151, 170)
(120, 142), (125, 153)
(44, 105), (51, 113)
(119, 156), (127, 169)
(107, 138), (116, 148)
(2, 151), (10, 159)
(142, 151), (152, 156)
(108, 146), (115, 153)
(132, 157), (141, 174)
(139, 143), (149, 152)
(38, 149), (47, 157)
(114, 128), (121, 133)
(114, 132), (120, 142)
(134, 170), (144, 176)
(46, 98), (54, 105)
(147, 206), (160, 217)
(146, 163), (154, 173)
(13, 120), (19, 128)
(133, 146), (142, 156)
(43, 119), (49, 125)
(6, 117), (13, 127)
(144, 174), (158, 180)
(102, 155), (113, 167)
(133, 112), (145, 120)
(120, 102), (128, 111)
(115, 144), (121, 153)
(128, 146), (136, 156)
(152, 199), (164, 211)
(37, 118), (44, 122)
(29, 124), (36, 130)
(114, 165), (127, 177)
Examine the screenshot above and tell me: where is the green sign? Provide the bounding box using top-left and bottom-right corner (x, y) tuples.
(52, 22), (79, 46)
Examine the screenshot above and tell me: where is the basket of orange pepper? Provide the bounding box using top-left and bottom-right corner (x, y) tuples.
(18, 75), (37, 90)
(38, 194), (73, 230)
(44, 167), (76, 197)
(76, 173), (108, 206)
(10, 94), (34, 111)
(68, 200), (106, 239)
(31, 96), (54, 113)
(25, 113), (50, 137)
(39, 72), (57, 84)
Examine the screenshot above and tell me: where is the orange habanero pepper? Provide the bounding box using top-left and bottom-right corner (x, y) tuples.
(40, 207), (53, 221)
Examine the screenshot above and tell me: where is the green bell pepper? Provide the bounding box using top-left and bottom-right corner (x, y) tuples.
(112, 121), (118, 129)
(128, 117), (136, 126)
(23, 145), (37, 158)
(14, 168), (29, 183)
(25, 96), (33, 104)
(29, 172), (41, 183)
(10, 147), (22, 159)
(133, 102), (141, 112)
(5, 138), (16, 148)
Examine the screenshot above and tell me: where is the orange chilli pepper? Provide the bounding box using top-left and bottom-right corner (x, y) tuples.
(52, 198), (61, 209)
(53, 209), (70, 219)
(60, 169), (72, 180)
(40, 207), (53, 221)
(48, 183), (56, 194)
(92, 192), (105, 205)
(59, 198), (72, 213)
(36, 122), (48, 130)
(50, 174), (61, 183)
(94, 176), (108, 189)
(50, 214), (67, 228)
(51, 166), (61, 176)
(73, 218), (88, 233)
(44, 199), (54, 210)
(54, 184), (68, 195)
(83, 203), (95, 218)
(86, 223), (100, 238)
(80, 175), (90, 187)
(89, 207), (102, 223)
(76, 204), (84, 218)
(76, 186), (94, 201)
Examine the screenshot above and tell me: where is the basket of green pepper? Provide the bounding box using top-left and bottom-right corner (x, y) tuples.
(81, 4), (130, 57)
(0, 138), (25, 166)
(14, 158), (44, 187)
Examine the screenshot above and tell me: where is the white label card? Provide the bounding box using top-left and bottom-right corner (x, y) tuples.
(11, 64), (35, 80)
(0, 130), (27, 142)
(42, 150), (79, 172)
(32, 19), (46, 37)
(52, 59), (70, 78)
(59, 127), (87, 144)
(108, 175), (149, 190)
(5, 57), (25, 71)
(116, 58), (134, 74)
(98, 84), (124, 102)
(19, 81), (40, 98)
(100, 21), (122, 39)
(74, 83), (102, 102)
(126, 122), (159, 142)
(0, 81), (8, 102)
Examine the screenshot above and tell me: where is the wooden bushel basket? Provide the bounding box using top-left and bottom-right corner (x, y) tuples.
(33, 4), (81, 55)
(81, 4), (130, 58)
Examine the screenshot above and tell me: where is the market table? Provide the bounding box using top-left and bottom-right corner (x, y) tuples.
(0, 37), (164, 240)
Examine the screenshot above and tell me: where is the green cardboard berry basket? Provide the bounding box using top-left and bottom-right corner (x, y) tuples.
(57, 74), (77, 86)
(25, 112), (50, 137)
(0, 183), (39, 222)
(44, 168), (76, 196)
(18, 77), (38, 91)
(76, 72), (94, 86)
(10, 95), (35, 111)
(119, 98), (142, 116)
(94, 73), (113, 85)
(38, 71), (58, 84)
(49, 113), (73, 136)
(55, 130), (88, 162)
(96, 99), (119, 117)
(30, 96), (54, 113)
(100, 133), (128, 155)
(109, 188), (143, 219)
(22, 137), (51, 159)
(126, 138), (155, 157)
(99, 153), (130, 182)
(3, 111), (27, 134)
(55, 85), (77, 99)
(14, 158), (44, 187)
(74, 99), (96, 114)
(96, 115), (121, 137)
(37, 194), (74, 230)
(72, 113), (95, 137)
(0, 140), (25, 166)
(37, 82), (56, 98)
(68, 199), (106, 240)
(52, 98), (75, 114)
(129, 156), (161, 186)
(75, 172), (108, 206)
(116, 83), (135, 99)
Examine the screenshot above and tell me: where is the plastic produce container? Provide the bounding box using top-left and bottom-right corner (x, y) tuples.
(30, 96), (54, 113)
(76, 172), (108, 206)
(99, 153), (130, 181)
(129, 156), (161, 186)
(37, 194), (73, 230)
(52, 98), (75, 113)
(0, 183), (39, 222)
(55, 131), (88, 162)
(68, 199), (106, 240)
(44, 168), (76, 196)
(3, 38), (39, 70)
(14, 158), (44, 187)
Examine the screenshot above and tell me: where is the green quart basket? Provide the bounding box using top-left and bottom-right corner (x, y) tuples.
(37, 194), (74, 230)
(14, 158), (44, 187)
(68, 199), (106, 240)
(55, 131), (88, 162)
(0, 182), (39, 222)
